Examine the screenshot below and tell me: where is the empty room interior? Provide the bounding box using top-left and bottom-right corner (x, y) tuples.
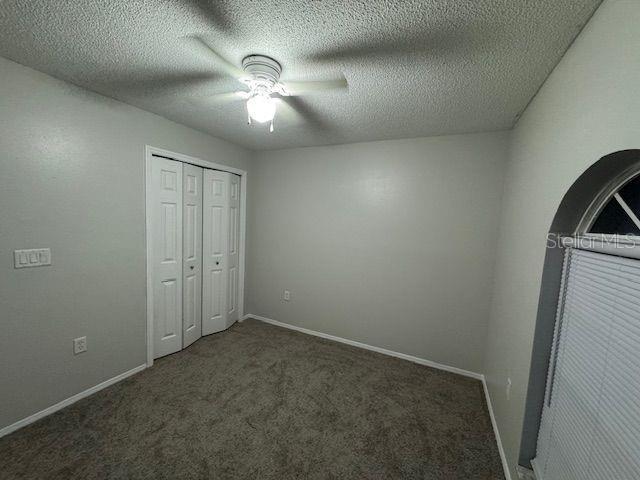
(1, 1), (639, 479)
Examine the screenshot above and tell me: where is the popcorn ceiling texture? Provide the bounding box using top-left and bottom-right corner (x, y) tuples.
(0, 0), (601, 150)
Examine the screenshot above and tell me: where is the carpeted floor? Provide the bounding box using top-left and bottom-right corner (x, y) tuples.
(0, 319), (504, 479)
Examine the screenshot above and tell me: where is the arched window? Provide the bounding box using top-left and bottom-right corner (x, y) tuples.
(561, 165), (640, 259)
(587, 173), (640, 236)
(529, 153), (640, 479)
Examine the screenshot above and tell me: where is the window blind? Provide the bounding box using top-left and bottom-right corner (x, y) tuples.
(533, 248), (640, 480)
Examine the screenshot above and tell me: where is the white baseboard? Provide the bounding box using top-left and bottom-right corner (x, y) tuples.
(482, 376), (512, 480)
(244, 314), (483, 380)
(0, 364), (147, 439)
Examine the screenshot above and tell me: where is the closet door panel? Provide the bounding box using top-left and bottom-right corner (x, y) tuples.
(182, 164), (203, 348)
(151, 158), (183, 358)
(202, 170), (229, 335)
(226, 174), (240, 327)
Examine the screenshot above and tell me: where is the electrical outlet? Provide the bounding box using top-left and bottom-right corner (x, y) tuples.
(283, 290), (291, 301)
(74, 336), (87, 355)
(506, 377), (512, 400)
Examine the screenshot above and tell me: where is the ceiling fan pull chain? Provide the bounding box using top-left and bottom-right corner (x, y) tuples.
(247, 111), (252, 125)
(270, 119), (274, 133)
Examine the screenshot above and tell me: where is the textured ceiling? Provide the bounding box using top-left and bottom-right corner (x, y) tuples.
(0, 0), (601, 150)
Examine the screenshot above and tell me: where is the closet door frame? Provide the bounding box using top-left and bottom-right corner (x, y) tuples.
(145, 145), (247, 367)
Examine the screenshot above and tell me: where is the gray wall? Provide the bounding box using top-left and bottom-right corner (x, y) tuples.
(482, 1), (640, 477)
(0, 57), (250, 430)
(4, 4), (638, 467)
(247, 132), (509, 373)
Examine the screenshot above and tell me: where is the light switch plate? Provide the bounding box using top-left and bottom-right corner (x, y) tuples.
(14, 248), (51, 268)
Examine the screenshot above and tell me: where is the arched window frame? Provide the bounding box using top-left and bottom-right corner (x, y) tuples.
(565, 164), (640, 257)
(519, 151), (640, 472)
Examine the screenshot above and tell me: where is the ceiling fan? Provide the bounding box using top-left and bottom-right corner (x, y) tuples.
(189, 37), (349, 132)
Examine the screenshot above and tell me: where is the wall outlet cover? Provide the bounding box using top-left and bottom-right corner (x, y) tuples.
(73, 336), (87, 355)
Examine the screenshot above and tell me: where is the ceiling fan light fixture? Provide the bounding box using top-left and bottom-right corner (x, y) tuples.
(190, 46), (347, 133)
(246, 93), (276, 124)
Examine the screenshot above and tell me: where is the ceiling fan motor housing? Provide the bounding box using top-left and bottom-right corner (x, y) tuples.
(242, 55), (282, 87)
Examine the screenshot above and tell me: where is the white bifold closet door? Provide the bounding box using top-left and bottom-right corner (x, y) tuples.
(182, 163), (203, 349)
(534, 248), (640, 480)
(202, 170), (241, 335)
(150, 158), (183, 358)
(151, 159), (240, 359)
(228, 173), (240, 323)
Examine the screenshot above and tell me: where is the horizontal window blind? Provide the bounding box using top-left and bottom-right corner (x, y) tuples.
(533, 248), (640, 480)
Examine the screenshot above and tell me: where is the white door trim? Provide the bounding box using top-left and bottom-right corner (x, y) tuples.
(145, 145), (247, 366)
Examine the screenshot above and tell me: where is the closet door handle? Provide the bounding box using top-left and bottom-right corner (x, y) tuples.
(190, 265), (194, 270)
(215, 261), (220, 266)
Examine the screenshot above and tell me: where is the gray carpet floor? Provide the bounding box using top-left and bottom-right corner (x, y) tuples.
(0, 319), (504, 479)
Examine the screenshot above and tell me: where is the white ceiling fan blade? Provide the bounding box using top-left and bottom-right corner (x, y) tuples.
(209, 91), (249, 102)
(281, 77), (348, 96)
(185, 91), (247, 108)
(186, 36), (245, 81)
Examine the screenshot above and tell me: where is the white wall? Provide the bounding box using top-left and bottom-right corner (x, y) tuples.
(247, 132), (509, 373)
(483, 1), (640, 477)
(0, 57), (250, 430)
